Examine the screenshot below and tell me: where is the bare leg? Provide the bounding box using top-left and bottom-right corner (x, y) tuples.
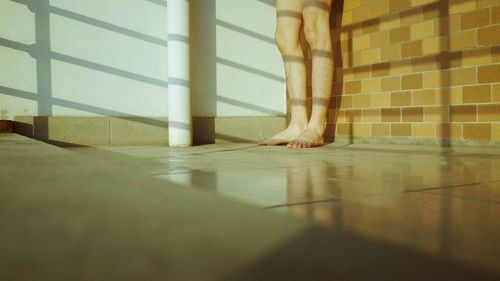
(259, 0), (307, 146)
(288, 0), (333, 148)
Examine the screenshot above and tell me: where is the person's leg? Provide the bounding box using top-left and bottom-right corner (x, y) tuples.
(288, 0), (333, 148)
(259, 0), (307, 145)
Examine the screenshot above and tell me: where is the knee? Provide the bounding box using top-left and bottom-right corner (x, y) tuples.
(275, 28), (301, 54)
(303, 15), (331, 49)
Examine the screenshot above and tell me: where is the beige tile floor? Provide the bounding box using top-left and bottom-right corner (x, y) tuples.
(3, 133), (500, 280)
(70, 142), (500, 274)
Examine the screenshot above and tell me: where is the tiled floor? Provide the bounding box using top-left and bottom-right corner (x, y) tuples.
(71, 142), (500, 274)
(3, 133), (500, 279)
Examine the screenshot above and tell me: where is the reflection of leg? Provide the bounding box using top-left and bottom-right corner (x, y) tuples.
(309, 163), (334, 225)
(288, 0), (333, 148)
(287, 165), (310, 218)
(260, 0), (307, 146)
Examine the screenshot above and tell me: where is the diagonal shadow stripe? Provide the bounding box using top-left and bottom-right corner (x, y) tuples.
(216, 19), (275, 44)
(217, 57), (285, 82)
(145, 0), (167, 8)
(0, 38), (33, 53)
(217, 96), (283, 115)
(49, 5), (168, 47)
(51, 52), (168, 88)
(0, 85), (172, 128)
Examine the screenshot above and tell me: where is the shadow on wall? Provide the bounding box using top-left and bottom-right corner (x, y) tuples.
(1, 0), (285, 145)
(328, 0), (345, 143)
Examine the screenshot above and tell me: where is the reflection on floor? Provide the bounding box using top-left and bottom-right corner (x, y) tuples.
(71, 142), (500, 274)
(3, 133), (500, 279)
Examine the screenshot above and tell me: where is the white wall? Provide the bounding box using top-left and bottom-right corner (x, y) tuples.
(0, 0), (285, 120)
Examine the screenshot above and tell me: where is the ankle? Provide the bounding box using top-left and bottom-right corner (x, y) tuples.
(306, 121), (327, 135)
(290, 118), (308, 127)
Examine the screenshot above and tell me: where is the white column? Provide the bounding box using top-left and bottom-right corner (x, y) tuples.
(167, 0), (192, 146)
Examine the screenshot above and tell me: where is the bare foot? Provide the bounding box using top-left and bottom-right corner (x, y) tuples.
(259, 125), (306, 146)
(287, 127), (324, 148)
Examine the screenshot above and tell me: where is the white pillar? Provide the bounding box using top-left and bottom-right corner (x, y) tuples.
(167, 0), (192, 146)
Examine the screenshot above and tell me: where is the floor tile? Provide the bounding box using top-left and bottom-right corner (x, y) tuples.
(271, 192), (500, 273)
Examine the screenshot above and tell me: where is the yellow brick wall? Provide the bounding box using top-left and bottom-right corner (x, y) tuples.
(297, 0), (500, 144)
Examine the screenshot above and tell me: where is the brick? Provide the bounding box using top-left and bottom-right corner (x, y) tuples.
(462, 85), (492, 103)
(345, 109), (363, 122)
(435, 15), (462, 35)
(461, 8), (490, 30)
(382, 76), (401, 91)
(412, 0), (437, 5)
(353, 65), (372, 79)
(413, 123), (437, 138)
(339, 95), (353, 109)
(478, 64), (500, 83)
(362, 18), (380, 34)
(478, 24), (500, 46)
(423, 70), (446, 88)
(345, 80), (361, 94)
(371, 93), (392, 107)
(380, 14), (400, 30)
(449, 30), (477, 51)
(413, 88), (437, 106)
(382, 108), (401, 122)
(401, 9), (424, 26)
(479, 0), (500, 8)
(362, 108), (381, 122)
(493, 6), (500, 24)
(353, 123), (371, 137)
(411, 20), (435, 40)
(494, 84), (500, 102)
(390, 0), (411, 13)
(402, 74), (423, 90)
(390, 26), (411, 44)
(462, 47), (492, 66)
(412, 56), (440, 72)
(336, 123), (350, 136)
(463, 123), (491, 141)
(422, 36), (448, 55)
(424, 106), (450, 122)
(391, 123), (412, 136)
(360, 78), (381, 93)
(450, 105), (477, 122)
(372, 62), (391, 77)
(449, 0), (477, 14)
(353, 94), (371, 108)
(478, 104), (500, 121)
(372, 123), (391, 136)
(353, 34), (371, 51)
(436, 87), (463, 105)
(423, 2), (442, 20)
(402, 107), (424, 122)
(449, 67), (476, 86)
(438, 123), (462, 140)
(344, 0), (361, 10)
(342, 10), (353, 26)
(381, 44), (401, 61)
(391, 91), (411, 106)
(402, 40), (422, 58)
(370, 31), (390, 48)
(442, 52), (464, 69)
(360, 48), (380, 64)
(352, 0), (389, 23)
(493, 123), (500, 141)
(390, 60), (413, 75)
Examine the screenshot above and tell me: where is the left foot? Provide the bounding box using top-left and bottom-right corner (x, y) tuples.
(287, 127), (325, 148)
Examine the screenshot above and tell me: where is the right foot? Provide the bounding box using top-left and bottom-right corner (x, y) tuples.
(259, 125), (306, 146)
